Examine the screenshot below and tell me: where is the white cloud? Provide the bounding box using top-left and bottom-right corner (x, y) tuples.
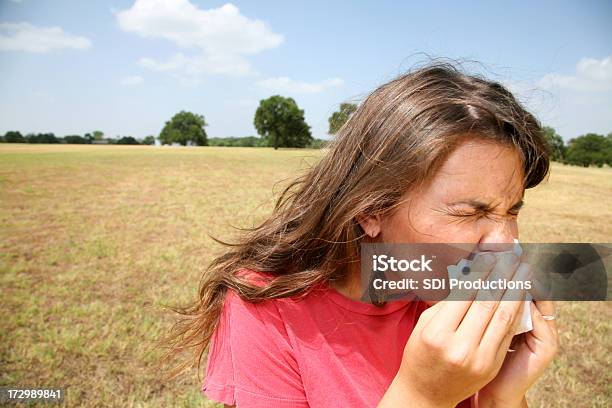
(0, 23), (91, 53)
(138, 54), (187, 72)
(120, 75), (144, 86)
(256, 77), (344, 94)
(116, 0), (283, 77)
(138, 52), (251, 77)
(0, 22), (91, 53)
(539, 56), (612, 92)
(500, 56), (612, 140)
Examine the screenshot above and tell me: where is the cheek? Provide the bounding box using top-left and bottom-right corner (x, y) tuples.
(440, 223), (483, 243)
(381, 211), (435, 242)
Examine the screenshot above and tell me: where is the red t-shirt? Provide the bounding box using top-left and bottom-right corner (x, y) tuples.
(203, 270), (474, 407)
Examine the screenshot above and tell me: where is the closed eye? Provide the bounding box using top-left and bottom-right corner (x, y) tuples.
(444, 208), (487, 223)
(444, 198), (524, 219)
(508, 200), (524, 215)
(448, 209), (482, 217)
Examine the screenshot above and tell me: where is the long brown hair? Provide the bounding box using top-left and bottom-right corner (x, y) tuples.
(160, 60), (551, 378)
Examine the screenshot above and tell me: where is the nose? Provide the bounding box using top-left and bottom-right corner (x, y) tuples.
(477, 217), (517, 253)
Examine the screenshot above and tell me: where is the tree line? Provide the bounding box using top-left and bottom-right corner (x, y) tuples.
(1, 130), (154, 145)
(542, 127), (612, 167)
(0, 96), (330, 149)
(2, 96), (611, 167)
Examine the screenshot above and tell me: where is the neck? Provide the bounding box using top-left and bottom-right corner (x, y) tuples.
(330, 260), (363, 301)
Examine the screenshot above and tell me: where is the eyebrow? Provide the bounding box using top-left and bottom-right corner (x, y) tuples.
(449, 198), (525, 212)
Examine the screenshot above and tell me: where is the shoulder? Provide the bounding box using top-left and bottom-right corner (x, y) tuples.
(222, 276), (290, 341)
(213, 268), (292, 341)
(222, 269), (295, 332)
(203, 269), (308, 406)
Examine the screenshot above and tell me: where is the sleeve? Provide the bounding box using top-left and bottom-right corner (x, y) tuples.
(202, 289), (309, 408)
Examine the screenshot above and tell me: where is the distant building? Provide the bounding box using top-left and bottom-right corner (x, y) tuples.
(91, 140), (109, 144)
(169, 141), (196, 147)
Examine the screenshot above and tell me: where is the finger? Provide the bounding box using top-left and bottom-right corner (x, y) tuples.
(446, 252), (497, 301)
(455, 253), (521, 348)
(427, 253), (497, 334)
(490, 324), (516, 374)
(482, 302), (525, 377)
(522, 301), (560, 363)
(414, 300), (446, 330)
(485, 252), (521, 301)
(534, 300), (556, 323)
(528, 272), (553, 301)
(531, 300), (558, 340)
(455, 298), (499, 349)
(478, 264), (531, 358)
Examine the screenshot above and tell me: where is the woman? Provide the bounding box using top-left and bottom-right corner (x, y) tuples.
(165, 62), (559, 407)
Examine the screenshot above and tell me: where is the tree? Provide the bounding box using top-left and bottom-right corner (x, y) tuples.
(4, 131), (25, 143)
(208, 136), (267, 147)
(25, 133), (59, 144)
(307, 138), (330, 149)
(542, 126), (565, 162)
(328, 102), (357, 134)
(565, 133), (612, 167)
(64, 135), (88, 144)
(254, 95), (313, 149)
(142, 135), (156, 145)
(159, 111), (208, 146)
(116, 136), (140, 145)
(43, 133), (59, 143)
(92, 130), (104, 141)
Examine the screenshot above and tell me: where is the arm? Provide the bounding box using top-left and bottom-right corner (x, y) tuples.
(477, 393), (527, 408)
(377, 372), (449, 408)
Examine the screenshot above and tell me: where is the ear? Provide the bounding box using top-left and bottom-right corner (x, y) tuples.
(356, 213), (382, 238)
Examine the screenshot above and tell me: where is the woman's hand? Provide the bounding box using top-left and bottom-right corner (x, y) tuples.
(477, 300), (559, 407)
(378, 251), (549, 408)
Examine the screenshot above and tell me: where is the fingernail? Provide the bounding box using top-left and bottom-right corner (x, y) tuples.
(480, 253), (496, 266)
(502, 252), (519, 265)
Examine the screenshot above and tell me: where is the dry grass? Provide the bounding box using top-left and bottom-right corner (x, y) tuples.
(518, 162), (612, 407)
(0, 144), (610, 407)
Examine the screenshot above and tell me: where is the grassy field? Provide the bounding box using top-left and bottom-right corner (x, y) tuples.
(0, 144), (610, 407)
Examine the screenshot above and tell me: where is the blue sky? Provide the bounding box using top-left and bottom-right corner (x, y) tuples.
(0, 0), (610, 141)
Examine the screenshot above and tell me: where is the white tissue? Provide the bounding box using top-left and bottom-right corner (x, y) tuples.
(446, 239), (533, 335)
